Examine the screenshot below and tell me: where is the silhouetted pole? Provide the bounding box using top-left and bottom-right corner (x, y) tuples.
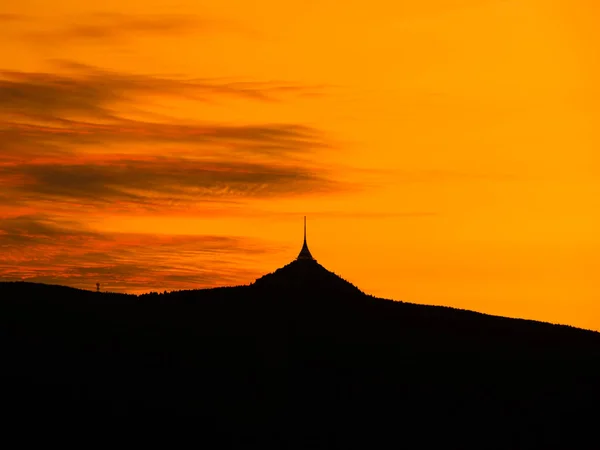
(96, 282), (100, 293)
(304, 216), (307, 243)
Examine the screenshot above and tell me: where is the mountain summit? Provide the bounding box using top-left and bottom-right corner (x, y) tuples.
(251, 259), (363, 297)
(250, 217), (363, 297)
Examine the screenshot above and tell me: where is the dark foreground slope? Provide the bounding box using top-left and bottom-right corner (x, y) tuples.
(1, 261), (599, 447)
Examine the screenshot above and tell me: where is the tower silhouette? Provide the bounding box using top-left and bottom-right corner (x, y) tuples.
(296, 216), (315, 261)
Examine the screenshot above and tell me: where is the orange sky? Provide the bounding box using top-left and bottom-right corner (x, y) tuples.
(1, 0), (598, 330)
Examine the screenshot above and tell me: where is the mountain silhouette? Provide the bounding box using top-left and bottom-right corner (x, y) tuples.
(251, 258), (364, 297)
(1, 224), (599, 447)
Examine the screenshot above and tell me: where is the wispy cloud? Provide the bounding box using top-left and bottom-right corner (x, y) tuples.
(0, 62), (328, 122)
(0, 54), (351, 291)
(0, 63), (348, 213)
(0, 157), (343, 212)
(0, 215), (278, 292)
(12, 12), (261, 44)
(0, 63), (331, 163)
(0, 120), (332, 160)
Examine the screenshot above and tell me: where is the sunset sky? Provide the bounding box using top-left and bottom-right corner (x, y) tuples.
(1, 0), (598, 330)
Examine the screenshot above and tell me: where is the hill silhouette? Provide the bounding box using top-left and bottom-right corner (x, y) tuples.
(1, 256), (600, 447)
(251, 258), (364, 296)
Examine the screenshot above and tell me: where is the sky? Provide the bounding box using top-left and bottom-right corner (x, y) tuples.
(0, 0), (598, 330)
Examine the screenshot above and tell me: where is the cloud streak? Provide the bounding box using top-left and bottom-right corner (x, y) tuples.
(0, 63), (332, 163)
(0, 62), (328, 121)
(12, 12), (261, 44)
(0, 157), (342, 213)
(0, 120), (331, 160)
(0, 63), (348, 213)
(0, 215), (277, 292)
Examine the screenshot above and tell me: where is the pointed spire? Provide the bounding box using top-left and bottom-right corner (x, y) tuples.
(304, 216), (307, 243)
(297, 215), (315, 261)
